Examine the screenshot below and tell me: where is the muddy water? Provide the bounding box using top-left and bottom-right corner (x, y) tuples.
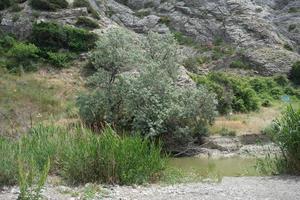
(169, 157), (259, 177)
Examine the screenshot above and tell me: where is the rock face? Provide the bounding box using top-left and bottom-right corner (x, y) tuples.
(0, 2), (89, 39)
(102, 0), (300, 75)
(0, 0), (299, 75)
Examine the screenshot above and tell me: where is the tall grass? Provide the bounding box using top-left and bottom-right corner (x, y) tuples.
(0, 125), (166, 187)
(257, 105), (300, 175)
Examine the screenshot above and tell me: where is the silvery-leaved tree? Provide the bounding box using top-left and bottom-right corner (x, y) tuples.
(77, 27), (217, 148)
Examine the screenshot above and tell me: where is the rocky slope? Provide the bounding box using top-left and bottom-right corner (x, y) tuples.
(1, 0), (299, 75)
(102, 0), (300, 75)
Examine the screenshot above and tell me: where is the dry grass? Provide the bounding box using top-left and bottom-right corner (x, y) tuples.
(210, 101), (300, 136)
(0, 65), (84, 136)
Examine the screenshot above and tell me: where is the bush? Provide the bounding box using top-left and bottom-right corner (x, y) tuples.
(76, 16), (100, 29)
(6, 42), (40, 72)
(0, 0), (11, 10)
(193, 72), (259, 114)
(229, 60), (249, 69)
(270, 106), (300, 173)
(30, 0), (68, 11)
(31, 22), (97, 52)
(290, 61), (300, 84)
(46, 52), (75, 68)
(77, 28), (217, 148)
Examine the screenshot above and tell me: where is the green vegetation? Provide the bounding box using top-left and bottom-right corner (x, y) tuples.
(76, 16), (100, 29)
(257, 106), (300, 175)
(270, 106), (300, 173)
(77, 28), (216, 148)
(17, 157), (50, 200)
(46, 51), (75, 68)
(192, 72), (299, 114)
(0, 125), (166, 186)
(0, 0), (11, 10)
(0, 22), (97, 71)
(32, 22), (97, 52)
(290, 61), (300, 84)
(6, 42), (40, 72)
(230, 59), (250, 69)
(30, 0), (68, 11)
(288, 7), (300, 13)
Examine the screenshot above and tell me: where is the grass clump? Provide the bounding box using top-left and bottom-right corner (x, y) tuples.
(258, 106), (300, 175)
(62, 127), (166, 185)
(0, 125), (166, 186)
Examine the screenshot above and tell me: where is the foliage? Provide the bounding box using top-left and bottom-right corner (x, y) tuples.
(30, 0), (68, 11)
(269, 106), (300, 173)
(192, 72), (298, 114)
(6, 42), (40, 72)
(31, 22), (98, 52)
(0, 125), (166, 186)
(172, 31), (194, 46)
(76, 16), (100, 29)
(290, 61), (300, 84)
(17, 156), (50, 200)
(230, 60), (250, 69)
(61, 126), (165, 185)
(46, 52), (75, 68)
(0, 137), (17, 186)
(0, 0), (11, 10)
(77, 28), (216, 147)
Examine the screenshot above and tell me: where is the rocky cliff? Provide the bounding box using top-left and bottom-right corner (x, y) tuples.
(1, 0), (299, 75)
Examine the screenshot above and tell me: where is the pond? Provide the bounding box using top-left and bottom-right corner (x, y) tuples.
(169, 157), (260, 178)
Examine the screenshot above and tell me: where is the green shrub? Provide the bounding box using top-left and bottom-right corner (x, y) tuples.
(46, 52), (75, 68)
(6, 42), (40, 72)
(76, 16), (100, 29)
(290, 61), (300, 84)
(0, 0), (11, 10)
(229, 60), (249, 69)
(30, 0), (68, 11)
(288, 7), (300, 13)
(77, 28), (217, 148)
(172, 31), (194, 46)
(284, 43), (293, 51)
(270, 106), (300, 173)
(32, 22), (97, 52)
(288, 24), (297, 32)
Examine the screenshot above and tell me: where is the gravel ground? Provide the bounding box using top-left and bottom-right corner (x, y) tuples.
(2, 176), (299, 200)
(104, 176), (300, 200)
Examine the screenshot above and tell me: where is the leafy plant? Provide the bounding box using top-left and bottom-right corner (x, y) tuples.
(46, 52), (74, 68)
(269, 106), (300, 174)
(31, 22), (97, 52)
(6, 42), (40, 72)
(77, 28), (217, 148)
